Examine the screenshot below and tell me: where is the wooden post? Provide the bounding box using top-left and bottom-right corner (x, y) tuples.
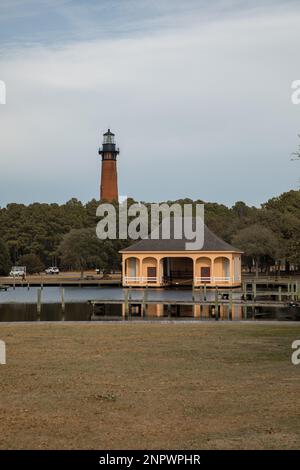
(144, 287), (148, 316)
(167, 304), (171, 317)
(124, 289), (129, 317)
(199, 286), (203, 302)
(252, 281), (256, 302)
(243, 299), (248, 319)
(61, 288), (65, 312)
(229, 288), (233, 319)
(37, 288), (42, 315)
(278, 286), (282, 302)
(290, 282), (294, 301)
(141, 289), (145, 317)
(242, 281), (246, 300)
(215, 287), (219, 320)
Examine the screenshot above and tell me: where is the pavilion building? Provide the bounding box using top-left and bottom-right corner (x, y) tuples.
(120, 223), (242, 288)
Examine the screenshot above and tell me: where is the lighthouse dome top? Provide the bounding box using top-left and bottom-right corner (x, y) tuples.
(104, 128), (114, 136)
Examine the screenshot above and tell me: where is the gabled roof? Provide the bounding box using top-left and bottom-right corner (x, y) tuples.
(120, 219), (241, 253)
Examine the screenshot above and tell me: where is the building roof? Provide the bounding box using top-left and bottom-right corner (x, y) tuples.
(120, 219), (241, 253)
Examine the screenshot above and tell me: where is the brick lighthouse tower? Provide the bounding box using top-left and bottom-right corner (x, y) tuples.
(99, 129), (120, 202)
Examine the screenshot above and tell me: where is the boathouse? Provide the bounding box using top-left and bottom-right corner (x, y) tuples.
(120, 222), (242, 288)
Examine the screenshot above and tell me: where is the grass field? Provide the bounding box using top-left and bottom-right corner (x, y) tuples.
(0, 322), (300, 449)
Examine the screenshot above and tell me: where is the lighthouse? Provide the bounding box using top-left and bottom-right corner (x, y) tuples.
(99, 129), (120, 202)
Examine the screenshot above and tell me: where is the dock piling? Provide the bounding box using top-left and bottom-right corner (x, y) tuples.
(215, 287), (219, 320)
(124, 289), (129, 317)
(37, 288), (42, 315)
(61, 288), (65, 312)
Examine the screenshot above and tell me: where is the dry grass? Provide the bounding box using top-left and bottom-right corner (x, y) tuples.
(0, 322), (300, 449)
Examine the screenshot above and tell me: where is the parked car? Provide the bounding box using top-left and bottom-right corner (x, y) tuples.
(9, 266), (26, 277)
(45, 267), (60, 275)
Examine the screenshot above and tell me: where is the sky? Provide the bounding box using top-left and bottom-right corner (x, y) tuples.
(0, 0), (300, 207)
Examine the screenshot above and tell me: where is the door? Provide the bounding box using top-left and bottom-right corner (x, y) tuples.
(147, 267), (157, 282)
(201, 267), (211, 282)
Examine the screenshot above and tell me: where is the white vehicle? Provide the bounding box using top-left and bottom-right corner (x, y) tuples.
(10, 266), (26, 277)
(45, 267), (60, 275)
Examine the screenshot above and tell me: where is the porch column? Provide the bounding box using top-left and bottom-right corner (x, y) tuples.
(229, 256), (234, 283)
(122, 258), (126, 286)
(139, 258), (142, 283)
(156, 256), (162, 286)
(211, 256), (215, 285)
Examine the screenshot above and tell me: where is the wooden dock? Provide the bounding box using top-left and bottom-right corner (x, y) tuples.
(88, 298), (297, 308)
(0, 277), (121, 288)
(88, 296), (300, 321)
(88, 280), (300, 319)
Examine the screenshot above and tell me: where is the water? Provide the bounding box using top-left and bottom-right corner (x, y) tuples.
(0, 286), (239, 303)
(0, 286), (299, 322)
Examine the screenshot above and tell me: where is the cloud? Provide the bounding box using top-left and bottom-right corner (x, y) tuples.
(0, 2), (300, 206)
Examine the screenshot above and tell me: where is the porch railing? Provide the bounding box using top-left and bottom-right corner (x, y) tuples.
(124, 276), (161, 284)
(195, 276), (212, 283)
(124, 276), (234, 284)
(194, 276), (232, 283)
(213, 276), (231, 283)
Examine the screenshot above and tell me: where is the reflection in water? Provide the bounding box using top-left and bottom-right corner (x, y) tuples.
(0, 302), (298, 322)
(0, 286), (299, 321)
(0, 303), (123, 322)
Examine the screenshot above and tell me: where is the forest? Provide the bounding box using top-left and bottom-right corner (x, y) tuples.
(0, 190), (300, 275)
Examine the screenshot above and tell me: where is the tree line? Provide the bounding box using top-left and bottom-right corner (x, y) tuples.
(0, 190), (300, 275)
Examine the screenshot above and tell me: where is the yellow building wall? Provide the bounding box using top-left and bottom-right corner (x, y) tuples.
(122, 251), (242, 287)
(141, 257), (158, 278)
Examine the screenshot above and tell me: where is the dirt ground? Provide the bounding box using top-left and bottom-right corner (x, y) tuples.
(0, 322), (300, 450)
